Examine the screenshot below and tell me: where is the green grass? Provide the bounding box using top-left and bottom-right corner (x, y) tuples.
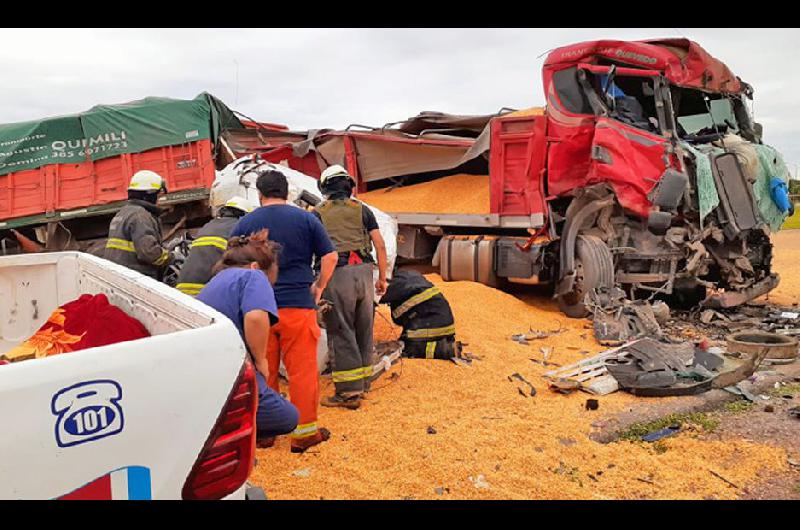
(723, 400), (756, 414)
(652, 441), (669, 454)
(618, 412), (720, 441)
(781, 206), (800, 230)
(769, 383), (800, 397)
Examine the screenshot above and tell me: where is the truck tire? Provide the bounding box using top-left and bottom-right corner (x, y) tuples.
(557, 235), (614, 318)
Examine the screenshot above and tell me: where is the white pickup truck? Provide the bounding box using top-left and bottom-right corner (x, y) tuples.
(0, 251), (262, 500)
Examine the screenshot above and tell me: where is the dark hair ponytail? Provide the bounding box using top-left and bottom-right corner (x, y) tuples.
(212, 229), (280, 275)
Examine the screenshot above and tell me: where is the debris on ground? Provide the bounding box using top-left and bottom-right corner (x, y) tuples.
(585, 399), (599, 411)
(709, 469), (739, 489)
(292, 468), (311, 478)
(641, 424), (681, 442)
(469, 474), (491, 490)
(427, 426), (437, 435)
(723, 383), (758, 402)
(542, 343), (630, 395)
(789, 407), (800, 420)
(511, 325), (566, 345)
(508, 372), (536, 396)
(587, 288), (664, 346)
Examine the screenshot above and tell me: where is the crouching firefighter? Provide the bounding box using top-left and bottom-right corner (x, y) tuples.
(104, 170), (171, 279)
(175, 196), (256, 296)
(313, 164), (388, 410)
(379, 269), (460, 359)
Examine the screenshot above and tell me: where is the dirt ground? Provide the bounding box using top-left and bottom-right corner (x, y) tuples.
(250, 230), (800, 500)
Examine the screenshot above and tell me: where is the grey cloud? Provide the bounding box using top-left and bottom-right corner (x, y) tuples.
(1, 28), (798, 173)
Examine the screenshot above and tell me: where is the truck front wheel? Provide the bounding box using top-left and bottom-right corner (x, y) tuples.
(557, 235), (614, 318)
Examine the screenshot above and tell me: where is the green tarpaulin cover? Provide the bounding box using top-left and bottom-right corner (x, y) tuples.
(0, 92), (242, 176)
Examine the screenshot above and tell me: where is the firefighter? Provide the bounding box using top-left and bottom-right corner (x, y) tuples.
(104, 170), (171, 279)
(313, 165), (388, 410)
(379, 269), (459, 360)
(175, 196), (257, 296)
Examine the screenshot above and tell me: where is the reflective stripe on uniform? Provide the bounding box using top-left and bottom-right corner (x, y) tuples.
(153, 250), (170, 266)
(392, 287), (441, 320)
(425, 341), (436, 359)
(176, 283), (205, 296)
(190, 236), (229, 251)
(292, 422), (318, 439)
(405, 325), (456, 340)
(332, 366), (372, 383)
(105, 238), (136, 252)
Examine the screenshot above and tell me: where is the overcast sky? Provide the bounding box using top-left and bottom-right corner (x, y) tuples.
(3, 28), (798, 173)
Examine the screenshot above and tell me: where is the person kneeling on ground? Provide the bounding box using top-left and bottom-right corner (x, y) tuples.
(379, 269), (459, 359)
(196, 230), (299, 448)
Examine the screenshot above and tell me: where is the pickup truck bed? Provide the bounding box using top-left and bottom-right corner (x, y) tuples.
(0, 252), (252, 499)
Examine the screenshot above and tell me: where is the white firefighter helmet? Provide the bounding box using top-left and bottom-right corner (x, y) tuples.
(319, 164), (352, 186)
(128, 170), (165, 192)
(224, 195), (257, 214)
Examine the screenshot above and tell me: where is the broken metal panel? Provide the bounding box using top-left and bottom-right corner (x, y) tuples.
(395, 111), (502, 137)
(711, 152), (759, 238)
(703, 273), (780, 309)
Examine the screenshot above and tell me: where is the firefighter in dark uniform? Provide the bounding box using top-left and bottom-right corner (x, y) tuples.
(104, 170), (171, 279)
(314, 165), (388, 410)
(379, 269), (459, 359)
(175, 196), (256, 296)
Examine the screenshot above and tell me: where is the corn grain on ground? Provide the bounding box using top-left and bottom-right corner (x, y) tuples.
(358, 173), (490, 215)
(250, 230), (800, 499)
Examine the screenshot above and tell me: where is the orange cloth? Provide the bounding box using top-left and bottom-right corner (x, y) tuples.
(266, 308), (321, 445)
(4, 294), (149, 362)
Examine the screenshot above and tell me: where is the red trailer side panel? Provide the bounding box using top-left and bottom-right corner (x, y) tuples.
(489, 115), (547, 218)
(0, 139), (215, 221)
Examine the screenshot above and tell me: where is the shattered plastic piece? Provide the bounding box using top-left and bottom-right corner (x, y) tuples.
(641, 424), (680, 442)
(292, 468), (311, 478)
(427, 426), (437, 435)
(789, 407), (800, 419)
(469, 474), (490, 489)
(510, 334), (530, 346)
(723, 384), (757, 402)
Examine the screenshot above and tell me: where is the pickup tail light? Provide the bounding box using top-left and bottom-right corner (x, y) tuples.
(182, 359), (258, 500)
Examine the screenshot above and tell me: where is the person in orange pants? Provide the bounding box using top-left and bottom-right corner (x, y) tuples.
(231, 168), (338, 453)
(266, 308), (322, 450)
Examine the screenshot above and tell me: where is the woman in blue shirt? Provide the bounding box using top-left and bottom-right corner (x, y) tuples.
(197, 230), (299, 447)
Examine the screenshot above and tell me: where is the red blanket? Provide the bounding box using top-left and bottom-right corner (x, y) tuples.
(4, 294), (150, 362)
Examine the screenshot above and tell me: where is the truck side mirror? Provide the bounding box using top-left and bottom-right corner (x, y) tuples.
(753, 122), (763, 138)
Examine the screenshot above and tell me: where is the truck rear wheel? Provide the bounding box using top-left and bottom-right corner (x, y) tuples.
(557, 235), (614, 318)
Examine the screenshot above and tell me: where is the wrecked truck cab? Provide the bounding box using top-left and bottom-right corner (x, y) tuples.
(542, 38), (790, 316)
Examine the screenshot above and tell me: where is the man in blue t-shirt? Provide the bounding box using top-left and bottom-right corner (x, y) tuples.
(231, 169), (338, 453)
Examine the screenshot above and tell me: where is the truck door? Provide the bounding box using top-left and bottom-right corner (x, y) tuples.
(589, 117), (669, 218)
